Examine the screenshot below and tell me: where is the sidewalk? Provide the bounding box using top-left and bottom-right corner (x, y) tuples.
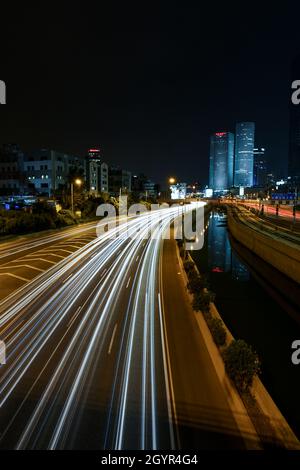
(161, 237), (261, 449)
(174, 239), (300, 450)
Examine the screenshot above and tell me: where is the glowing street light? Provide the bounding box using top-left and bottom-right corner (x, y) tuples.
(75, 178), (82, 186)
(169, 177), (176, 185)
(71, 178), (83, 215)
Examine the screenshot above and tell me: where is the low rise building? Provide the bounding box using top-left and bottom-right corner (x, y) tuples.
(109, 166), (132, 196)
(0, 144), (26, 195)
(24, 149), (85, 196)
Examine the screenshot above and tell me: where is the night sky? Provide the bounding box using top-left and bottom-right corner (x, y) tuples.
(1, 2), (300, 187)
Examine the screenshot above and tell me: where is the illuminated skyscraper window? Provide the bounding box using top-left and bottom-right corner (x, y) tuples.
(234, 122), (255, 188)
(209, 132), (234, 192)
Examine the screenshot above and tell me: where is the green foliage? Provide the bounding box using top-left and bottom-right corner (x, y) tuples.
(0, 204), (78, 237)
(0, 211), (58, 235)
(81, 196), (109, 219)
(187, 275), (202, 293)
(183, 260), (195, 273)
(223, 339), (261, 392)
(32, 201), (56, 217)
(207, 317), (227, 347)
(192, 290), (215, 313)
(187, 275), (209, 294)
(186, 268), (198, 280)
(57, 210), (77, 227)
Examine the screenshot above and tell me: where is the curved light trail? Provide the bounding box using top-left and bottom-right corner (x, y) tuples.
(0, 203), (205, 450)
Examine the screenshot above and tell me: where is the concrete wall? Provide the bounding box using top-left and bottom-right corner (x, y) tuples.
(227, 210), (300, 284)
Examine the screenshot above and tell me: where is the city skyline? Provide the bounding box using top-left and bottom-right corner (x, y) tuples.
(1, 2), (300, 458)
(1, 5), (300, 187)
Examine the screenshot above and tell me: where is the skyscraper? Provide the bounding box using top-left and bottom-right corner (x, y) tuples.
(253, 147), (267, 187)
(209, 132), (234, 192)
(234, 122), (255, 188)
(289, 54), (300, 182)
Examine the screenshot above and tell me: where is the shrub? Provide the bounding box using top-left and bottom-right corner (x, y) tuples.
(34, 213), (56, 231)
(223, 339), (261, 392)
(207, 317), (227, 347)
(183, 260), (194, 273)
(192, 290), (215, 313)
(0, 217), (5, 234)
(187, 268), (198, 281)
(57, 210), (77, 227)
(187, 275), (209, 294)
(187, 275), (203, 294)
(5, 214), (36, 234)
(0, 204), (77, 237)
(202, 310), (212, 323)
(32, 201), (57, 217)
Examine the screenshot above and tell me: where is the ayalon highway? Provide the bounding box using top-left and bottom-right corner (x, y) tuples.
(0, 203), (246, 449)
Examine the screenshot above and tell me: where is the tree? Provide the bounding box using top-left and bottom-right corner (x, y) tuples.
(187, 275), (209, 293)
(207, 317), (227, 347)
(187, 276), (204, 294)
(32, 201), (56, 217)
(192, 290), (215, 313)
(223, 340), (261, 392)
(183, 260), (195, 273)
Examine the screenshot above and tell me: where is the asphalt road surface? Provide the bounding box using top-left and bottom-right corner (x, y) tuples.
(0, 204), (245, 449)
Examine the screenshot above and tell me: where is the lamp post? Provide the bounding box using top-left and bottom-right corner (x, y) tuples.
(169, 177), (176, 204)
(71, 178), (82, 215)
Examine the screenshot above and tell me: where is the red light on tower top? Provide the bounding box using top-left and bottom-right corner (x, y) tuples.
(215, 132), (227, 137)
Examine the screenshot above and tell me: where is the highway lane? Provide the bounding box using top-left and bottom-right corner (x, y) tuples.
(233, 205), (300, 245)
(0, 218), (134, 300)
(0, 220), (99, 265)
(0, 205), (190, 449)
(0, 202), (247, 449)
(161, 237), (246, 450)
(239, 201), (300, 225)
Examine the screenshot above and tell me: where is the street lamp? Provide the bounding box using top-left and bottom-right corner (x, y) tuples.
(169, 177), (176, 185)
(71, 178), (82, 215)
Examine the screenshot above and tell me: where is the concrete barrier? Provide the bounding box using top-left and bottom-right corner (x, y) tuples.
(227, 209), (300, 284)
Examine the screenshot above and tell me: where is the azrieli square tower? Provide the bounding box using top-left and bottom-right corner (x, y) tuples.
(209, 122), (255, 193)
(209, 132), (235, 191)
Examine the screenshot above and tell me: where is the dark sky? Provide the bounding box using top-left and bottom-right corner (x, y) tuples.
(1, 2), (300, 187)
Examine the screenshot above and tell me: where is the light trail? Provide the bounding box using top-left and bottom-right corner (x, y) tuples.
(0, 203), (205, 450)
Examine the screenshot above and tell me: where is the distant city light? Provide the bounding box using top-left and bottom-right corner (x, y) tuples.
(170, 183), (187, 199)
(215, 132), (226, 137)
(205, 188), (213, 198)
